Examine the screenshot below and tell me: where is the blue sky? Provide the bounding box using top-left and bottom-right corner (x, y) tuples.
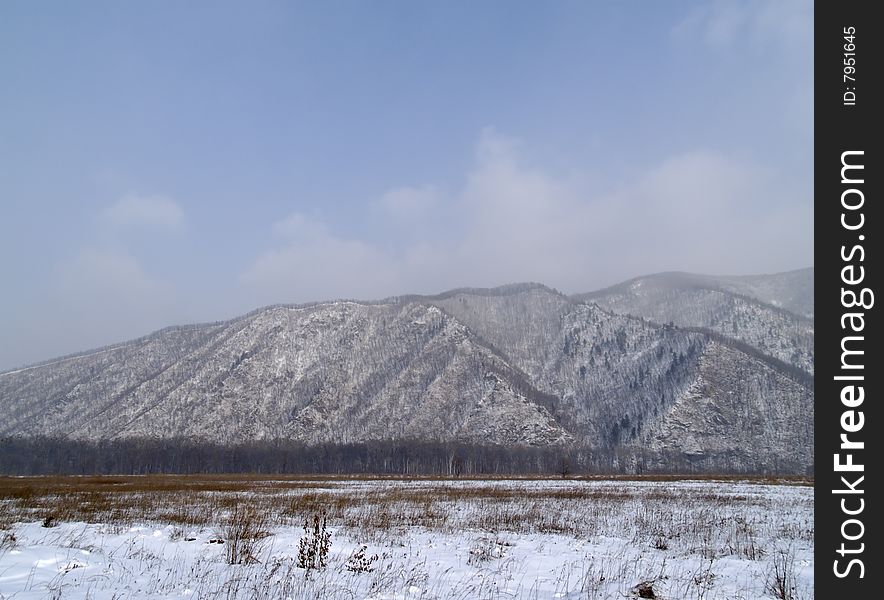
(0, 0), (812, 369)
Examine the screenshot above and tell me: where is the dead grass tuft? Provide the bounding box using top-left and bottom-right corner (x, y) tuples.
(223, 504), (271, 565)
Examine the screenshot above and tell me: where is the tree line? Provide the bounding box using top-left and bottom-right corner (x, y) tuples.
(0, 436), (810, 476)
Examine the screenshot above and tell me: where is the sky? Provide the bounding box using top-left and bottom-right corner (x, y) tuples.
(0, 0), (813, 370)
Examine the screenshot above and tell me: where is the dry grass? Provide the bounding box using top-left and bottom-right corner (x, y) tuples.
(0, 475), (813, 600)
(0, 474), (812, 549)
(223, 504), (271, 565)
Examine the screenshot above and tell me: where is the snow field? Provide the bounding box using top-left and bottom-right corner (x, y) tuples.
(0, 478), (813, 599)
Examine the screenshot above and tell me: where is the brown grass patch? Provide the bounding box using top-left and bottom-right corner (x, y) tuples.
(0, 473), (810, 539)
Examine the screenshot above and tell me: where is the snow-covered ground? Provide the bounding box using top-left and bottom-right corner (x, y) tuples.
(0, 478), (812, 599)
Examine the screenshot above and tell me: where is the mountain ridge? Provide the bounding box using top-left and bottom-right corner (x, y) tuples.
(1, 269), (811, 376)
(576, 268), (813, 318)
(0, 269), (814, 472)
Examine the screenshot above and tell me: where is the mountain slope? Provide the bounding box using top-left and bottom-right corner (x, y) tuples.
(0, 274), (814, 472)
(575, 269), (814, 374)
(576, 268), (813, 311)
(713, 268), (814, 318)
(0, 302), (569, 446)
(643, 341), (813, 471)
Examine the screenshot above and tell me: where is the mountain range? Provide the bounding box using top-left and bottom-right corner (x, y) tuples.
(0, 268), (814, 472)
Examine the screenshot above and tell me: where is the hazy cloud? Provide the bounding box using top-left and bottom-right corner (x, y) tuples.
(448, 133), (810, 287)
(239, 130), (811, 303)
(101, 194), (185, 231)
(59, 248), (171, 300)
(242, 213), (401, 304)
(271, 213), (329, 240)
(0, 248), (181, 370)
(374, 185), (441, 226)
(2, 132), (813, 369)
(55, 248), (180, 337)
(611, 151), (810, 277)
(0, 1), (813, 371)
(451, 130), (589, 285)
(673, 0), (812, 52)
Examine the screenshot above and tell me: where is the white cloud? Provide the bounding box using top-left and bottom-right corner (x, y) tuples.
(101, 194), (185, 231)
(608, 151), (809, 277)
(8, 248), (186, 364)
(271, 212), (329, 240)
(240, 129), (812, 303)
(374, 185), (441, 225)
(57, 249), (178, 327)
(0, 194), (193, 369)
(242, 213), (401, 304)
(672, 0), (812, 144)
(673, 0), (812, 53)
(60, 248), (170, 299)
(452, 130), (589, 285)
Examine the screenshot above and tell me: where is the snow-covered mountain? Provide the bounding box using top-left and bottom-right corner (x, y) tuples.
(0, 270), (813, 471)
(575, 268), (814, 374)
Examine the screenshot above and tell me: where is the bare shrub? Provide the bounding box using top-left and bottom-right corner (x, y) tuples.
(0, 530), (16, 554)
(0, 509), (12, 532)
(346, 544), (378, 573)
(632, 580), (657, 598)
(297, 511), (331, 575)
(690, 558), (717, 600)
(579, 559), (609, 597)
(223, 504), (269, 565)
(729, 515), (765, 560)
(651, 532), (669, 551)
(765, 547), (799, 600)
